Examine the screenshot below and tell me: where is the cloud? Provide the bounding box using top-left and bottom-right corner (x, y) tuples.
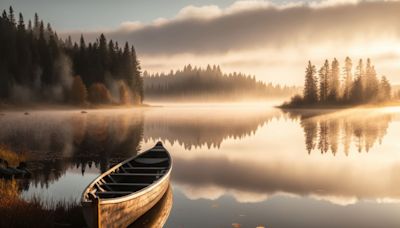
(66, 0), (400, 56)
(176, 5), (222, 20)
(62, 0), (400, 84)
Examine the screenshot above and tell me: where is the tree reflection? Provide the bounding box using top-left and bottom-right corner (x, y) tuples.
(0, 107), (279, 187)
(0, 111), (144, 186)
(129, 185), (173, 228)
(144, 108), (280, 149)
(286, 109), (392, 155)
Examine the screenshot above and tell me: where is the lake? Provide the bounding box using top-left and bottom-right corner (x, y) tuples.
(1, 104), (400, 228)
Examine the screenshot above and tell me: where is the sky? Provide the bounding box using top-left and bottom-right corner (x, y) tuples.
(1, 0), (400, 85)
(0, 0), (310, 30)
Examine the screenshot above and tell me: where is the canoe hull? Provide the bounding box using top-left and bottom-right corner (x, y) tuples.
(82, 173), (170, 228)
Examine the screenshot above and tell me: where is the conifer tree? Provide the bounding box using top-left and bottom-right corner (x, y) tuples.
(0, 9), (144, 105)
(379, 76), (391, 101)
(303, 61), (318, 103)
(17, 13), (24, 31)
(319, 60), (330, 103)
(365, 58), (379, 100)
(8, 6), (15, 25)
(329, 58), (340, 101)
(351, 59), (364, 103)
(343, 57), (353, 102)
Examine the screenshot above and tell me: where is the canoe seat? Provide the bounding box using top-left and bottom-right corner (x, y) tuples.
(96, 191), (133, 196)
(102, 183), (148, 187)
(134, 158), (168, 164)
(110, 173), (164, 177)
(150, 148), (166, 152)
(123, 167), (168, 170)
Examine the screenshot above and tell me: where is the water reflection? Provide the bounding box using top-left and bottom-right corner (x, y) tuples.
(284, 109), (392, 155)
(0, 106), (400, 227)
(167, 108), (400, 207)
(143, 107), (281, 149)
(129, 185), (173, 228)
(0, 110), (144, 188)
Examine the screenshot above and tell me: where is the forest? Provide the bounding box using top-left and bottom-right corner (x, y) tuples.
(144, 65), (299, 101)
(283, 57), (396, 107)
(0, 7), (143, 106)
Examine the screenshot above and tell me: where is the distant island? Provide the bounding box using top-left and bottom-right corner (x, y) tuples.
(144, 65), (299, 102)
(0, 7), (143, 108)
(281, 57), (399, 108)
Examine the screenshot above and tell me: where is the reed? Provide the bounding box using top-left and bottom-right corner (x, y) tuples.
(0, 179), (85, 227)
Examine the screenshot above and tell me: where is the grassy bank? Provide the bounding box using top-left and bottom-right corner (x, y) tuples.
(0, 179), (85, 228)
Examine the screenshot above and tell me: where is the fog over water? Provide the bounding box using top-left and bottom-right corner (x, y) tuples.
(1, 103), (400, 227)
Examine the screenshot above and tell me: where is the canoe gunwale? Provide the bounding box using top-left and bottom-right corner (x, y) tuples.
(81, 144), (172, 205)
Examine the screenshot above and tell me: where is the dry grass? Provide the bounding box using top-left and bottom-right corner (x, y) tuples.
(0, 147), (85, 227)
(0, 145), (27, 167)
(0, 179), (85, 227)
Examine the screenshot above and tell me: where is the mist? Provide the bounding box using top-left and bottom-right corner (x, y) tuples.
(9, 53), (74, 104)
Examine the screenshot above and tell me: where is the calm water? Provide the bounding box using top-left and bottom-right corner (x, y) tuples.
(1, 104), (400, 228)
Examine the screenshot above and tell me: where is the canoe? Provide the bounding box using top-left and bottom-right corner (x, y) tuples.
(81, 142), (172, 228)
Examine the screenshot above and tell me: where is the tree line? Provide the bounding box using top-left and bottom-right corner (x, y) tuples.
(0, 7), (143, 106)
(285, 57), (393, 107)
(144, 64), (299, 101)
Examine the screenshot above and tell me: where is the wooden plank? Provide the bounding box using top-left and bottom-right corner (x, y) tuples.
(135, 158), (168, 164)
(124, 167), (168, 170)
(96, 191), (133, 195)
(119, 166), (128, 173)
(100, 182), (113, 191)
(95, 183), (106, 192)
(108, 175), (117, 183)
(102, 183), (149, 187)
(110, 173), (164, 177)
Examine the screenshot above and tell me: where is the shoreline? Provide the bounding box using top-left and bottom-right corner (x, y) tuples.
(0, 103), (160, 112)
(277, 101), (400, 110)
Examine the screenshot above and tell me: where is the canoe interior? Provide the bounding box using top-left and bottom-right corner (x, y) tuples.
(84, 142), (171, 200)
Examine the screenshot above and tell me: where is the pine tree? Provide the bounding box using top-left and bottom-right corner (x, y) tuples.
(8, 6), (15, 25)
(378, 76), (391, 102)
(342, 57), (353, 102)
(328, 58), (340, 101)
(303, 61), (318, 103)
(319, 60), (330, 103)
(365, 58), (379, 101)
(351, 59), (364, 103)
(17, 13), (25, 31)
(27, 20), (32, 30)
(131, 45), (143, 103)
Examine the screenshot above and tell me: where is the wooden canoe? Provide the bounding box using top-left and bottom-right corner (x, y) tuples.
(81, 142), (172, 228)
